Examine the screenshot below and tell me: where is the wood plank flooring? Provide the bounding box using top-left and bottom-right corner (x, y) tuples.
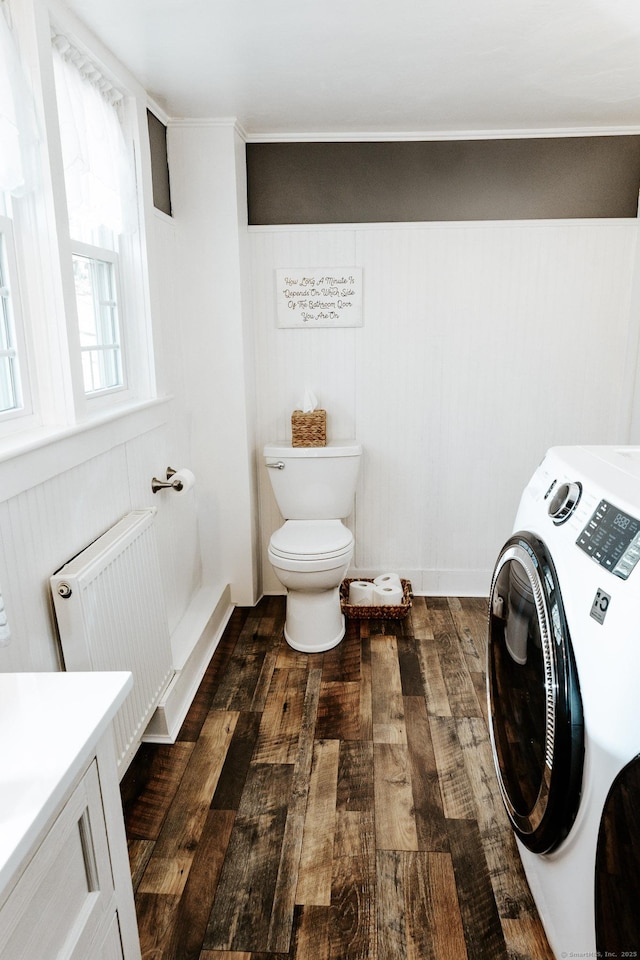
(121, 595), (553, 960)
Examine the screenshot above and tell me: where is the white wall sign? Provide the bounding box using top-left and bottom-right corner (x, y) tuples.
(276, 268), (363, 328)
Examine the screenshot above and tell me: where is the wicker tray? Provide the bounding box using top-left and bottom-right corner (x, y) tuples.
(340, 578), (413, 620)
(291, 409), (326, 447)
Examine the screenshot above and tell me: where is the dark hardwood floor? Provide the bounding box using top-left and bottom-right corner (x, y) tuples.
(121, 595), (553, 960)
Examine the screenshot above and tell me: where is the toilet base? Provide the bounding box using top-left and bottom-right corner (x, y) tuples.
(282, 586), (346, 653)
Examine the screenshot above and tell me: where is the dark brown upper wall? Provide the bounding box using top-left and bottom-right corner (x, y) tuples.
(147, 109), (172, 217)
(246, 137), (640, 225)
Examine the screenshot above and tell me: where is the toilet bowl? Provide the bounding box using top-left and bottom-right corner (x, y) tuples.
(264, 441), (362, 653)
(268, 520), (354, 652)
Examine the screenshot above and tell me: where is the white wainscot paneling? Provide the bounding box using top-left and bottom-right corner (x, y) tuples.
(250, 219), (638, 597)
(424, 221), (637, 591)
(125, 425), (202, 639)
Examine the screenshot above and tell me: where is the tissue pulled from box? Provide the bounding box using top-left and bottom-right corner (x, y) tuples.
(302, 388), (318, 413)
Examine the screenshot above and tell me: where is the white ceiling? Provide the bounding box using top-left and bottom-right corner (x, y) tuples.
(62, 0), (640, 138)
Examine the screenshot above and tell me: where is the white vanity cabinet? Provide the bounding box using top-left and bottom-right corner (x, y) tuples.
(0, 672), (141, 960)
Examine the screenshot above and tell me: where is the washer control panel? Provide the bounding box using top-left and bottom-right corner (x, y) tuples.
(576, 499), (640, 579)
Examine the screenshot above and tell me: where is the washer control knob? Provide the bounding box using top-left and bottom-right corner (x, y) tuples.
(548, 481), (582, 524)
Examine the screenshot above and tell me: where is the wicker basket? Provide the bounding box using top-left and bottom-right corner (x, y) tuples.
(291, 409), (326, 447)
(341, 578), (413, 620)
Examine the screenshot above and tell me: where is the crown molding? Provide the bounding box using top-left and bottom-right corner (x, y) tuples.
(167, 116), (248, 140)
(163, 119), (640, 144)
(244, 125), (640, 143)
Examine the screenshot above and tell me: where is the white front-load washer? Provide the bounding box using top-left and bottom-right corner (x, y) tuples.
(487, 446), (640, 959)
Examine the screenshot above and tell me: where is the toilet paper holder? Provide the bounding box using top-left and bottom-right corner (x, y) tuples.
(151, 467), (186, 494)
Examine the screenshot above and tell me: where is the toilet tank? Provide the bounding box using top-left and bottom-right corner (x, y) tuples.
(264, 441), (362, 520)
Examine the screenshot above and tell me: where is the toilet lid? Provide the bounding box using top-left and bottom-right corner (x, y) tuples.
(269, 520), (353, 560)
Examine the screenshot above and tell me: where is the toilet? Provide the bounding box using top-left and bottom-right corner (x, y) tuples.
(264, 441), (362, 652)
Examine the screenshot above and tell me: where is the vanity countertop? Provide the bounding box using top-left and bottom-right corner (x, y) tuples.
(0, 671), (132, 898)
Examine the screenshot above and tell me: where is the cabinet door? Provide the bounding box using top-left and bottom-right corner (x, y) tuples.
(94, 914), (125, 960)
(0, 761), (115, 960)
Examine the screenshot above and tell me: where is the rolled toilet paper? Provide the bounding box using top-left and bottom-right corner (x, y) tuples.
(172, 468), (196, 493)
(373, 583), (404, 605)
(349, 580), (375, 605)
(373, 573), (402, 589)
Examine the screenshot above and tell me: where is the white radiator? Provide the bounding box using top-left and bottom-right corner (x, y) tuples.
(50, 508), (174, 771)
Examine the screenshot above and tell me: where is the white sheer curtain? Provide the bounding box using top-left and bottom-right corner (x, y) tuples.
(52, 34), (131, 242)
(0, 1), (39, 196)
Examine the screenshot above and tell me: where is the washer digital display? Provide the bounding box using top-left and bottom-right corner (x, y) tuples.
(577, 499), (640, 579)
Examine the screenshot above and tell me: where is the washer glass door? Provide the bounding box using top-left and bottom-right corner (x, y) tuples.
(487, 533), (583, 853)
(596, 756), (640, 953)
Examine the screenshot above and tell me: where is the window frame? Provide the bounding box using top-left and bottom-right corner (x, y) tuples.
(70, 238), (128, 399)
(0, 212), (34, 429)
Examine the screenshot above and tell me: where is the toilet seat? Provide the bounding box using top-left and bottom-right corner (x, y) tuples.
(269, 519), (353, 562)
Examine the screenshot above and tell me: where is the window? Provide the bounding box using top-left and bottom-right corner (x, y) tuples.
(0, 5), (35, 426)
(0, 210), (31, 421)
(73, 245), (122, 394)
(52, 35), (133, 399)
(0, 5), (155, 444)
(0, 222), (22, 413)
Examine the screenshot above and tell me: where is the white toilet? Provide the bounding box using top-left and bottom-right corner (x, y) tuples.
(264, 441), (362, 653)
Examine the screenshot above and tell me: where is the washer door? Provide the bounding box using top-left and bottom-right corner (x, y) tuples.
(487, 532), (584, 853)
(595, 755), (640, 953)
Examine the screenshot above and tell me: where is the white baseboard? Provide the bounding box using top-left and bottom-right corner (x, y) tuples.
(142, 582), (233, 743)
